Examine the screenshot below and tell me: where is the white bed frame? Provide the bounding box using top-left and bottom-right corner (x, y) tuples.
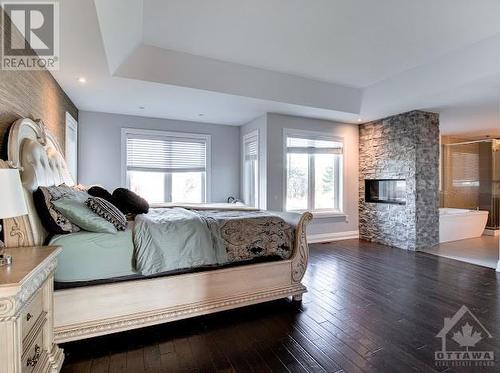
(2, 118), (312, 343)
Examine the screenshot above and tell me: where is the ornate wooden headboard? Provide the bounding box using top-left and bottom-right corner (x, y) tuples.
(1, 118), (74, 247)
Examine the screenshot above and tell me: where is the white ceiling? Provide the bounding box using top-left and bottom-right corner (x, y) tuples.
(50, 0), (500, 133)
(142, 0), (500, 87)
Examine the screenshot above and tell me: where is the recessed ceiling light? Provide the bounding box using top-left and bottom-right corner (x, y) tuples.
(77, 77), (86, 84)
(357, 118), (362, 122)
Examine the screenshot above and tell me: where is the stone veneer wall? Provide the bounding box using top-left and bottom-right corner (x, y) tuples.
(359, 110), (439, 250)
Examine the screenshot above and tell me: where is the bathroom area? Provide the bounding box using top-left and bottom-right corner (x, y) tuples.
(424, 135), (500, 269)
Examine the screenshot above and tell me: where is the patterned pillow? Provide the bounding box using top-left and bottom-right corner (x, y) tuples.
(33, 184), (83, 234)
(86, 197), (127, 231)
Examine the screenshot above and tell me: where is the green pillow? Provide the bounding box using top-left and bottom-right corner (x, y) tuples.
(53, 197), (117, 234)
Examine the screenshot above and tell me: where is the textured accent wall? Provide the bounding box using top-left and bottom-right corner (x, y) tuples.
(359, 110), (440, 250)
(0, 9), (78, 157)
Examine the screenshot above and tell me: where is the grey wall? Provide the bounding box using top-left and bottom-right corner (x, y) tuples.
(81, 110), (359, 237)
(241, 113), (359, 237)
(78, 111), (240, 202)
(359, 110), (440, 250)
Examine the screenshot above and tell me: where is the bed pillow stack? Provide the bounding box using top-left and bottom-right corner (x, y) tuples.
(34, 184), (120, 235)
(34, 184), (150, 235)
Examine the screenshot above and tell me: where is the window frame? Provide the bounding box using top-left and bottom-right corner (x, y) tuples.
(282, 128), (345, 215)
(242, 129), (260, 208)
(121, 128), (212, 203)
(65, 112), (78, 182)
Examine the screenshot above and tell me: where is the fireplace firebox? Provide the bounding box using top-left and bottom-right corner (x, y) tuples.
(365, 179), (406, 205)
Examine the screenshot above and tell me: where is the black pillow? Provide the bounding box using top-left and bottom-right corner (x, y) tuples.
(88, 186), (114, 202)
(33, 188), (66, 234)
(112, 188), (149, 215)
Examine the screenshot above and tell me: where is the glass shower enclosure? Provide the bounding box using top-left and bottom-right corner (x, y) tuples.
(441, 139), (500, 230)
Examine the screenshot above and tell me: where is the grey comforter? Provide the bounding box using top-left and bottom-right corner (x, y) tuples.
(133, 208), (294, 276)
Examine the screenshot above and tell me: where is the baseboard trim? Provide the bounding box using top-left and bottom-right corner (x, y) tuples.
(308, 231), (359, 243)
(483, 229), (499, 236)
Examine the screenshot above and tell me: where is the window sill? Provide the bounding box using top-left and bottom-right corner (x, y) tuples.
(288, 210), (347, 219)
(312, 211), (347, 219)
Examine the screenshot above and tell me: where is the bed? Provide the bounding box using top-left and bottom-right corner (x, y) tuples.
(51, 209), (296, 286)
(1, 118), (312, 343)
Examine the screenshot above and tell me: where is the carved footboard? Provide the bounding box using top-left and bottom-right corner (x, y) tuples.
(291, 212), (313, 283)
(272, 211), (313, 281)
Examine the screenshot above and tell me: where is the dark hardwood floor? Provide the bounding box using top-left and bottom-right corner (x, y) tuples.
(60, 240), (500, 372)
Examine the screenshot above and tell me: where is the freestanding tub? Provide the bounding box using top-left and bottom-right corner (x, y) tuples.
(439, 208), (489, 243)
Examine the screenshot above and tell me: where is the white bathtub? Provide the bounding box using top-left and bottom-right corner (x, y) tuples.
(439, 208), (489, 243)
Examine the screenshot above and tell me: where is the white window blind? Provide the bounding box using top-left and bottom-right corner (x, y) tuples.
(243, 131), (259, 207)
(65, 112), (78, 181)
(122, 129), (211, 204)
(286, 137), (343, 154)
(126, 136), (207, 173)
(244, 136), (258, 161)
(450, 143), (480, 187)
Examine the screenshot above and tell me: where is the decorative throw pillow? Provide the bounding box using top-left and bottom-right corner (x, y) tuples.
(86, 197), (127, 231)
(53, 197), (117, 234)
(33, 184), (83, 234)
(112, 188), (149, 215)
(88, 186), (114, 203)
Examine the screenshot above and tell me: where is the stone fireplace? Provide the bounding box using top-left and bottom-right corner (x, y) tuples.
(359, 110), (439, 250)
(365, 179), (407, 205)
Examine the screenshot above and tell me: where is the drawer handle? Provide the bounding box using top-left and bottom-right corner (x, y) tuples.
(26, 345), (41, 367)
(26, 313), (33, 321)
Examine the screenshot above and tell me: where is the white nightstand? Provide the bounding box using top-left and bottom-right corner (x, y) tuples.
(0, 246), (64, 373)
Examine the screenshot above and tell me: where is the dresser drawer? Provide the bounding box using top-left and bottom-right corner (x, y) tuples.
(21, 289), (44, 341)
(21, 326), (45, 373)
(0, 246), (62, 373)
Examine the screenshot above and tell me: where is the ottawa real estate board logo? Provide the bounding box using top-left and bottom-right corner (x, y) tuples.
(435, 305), (494, 368)
(1, 1), (59, 70)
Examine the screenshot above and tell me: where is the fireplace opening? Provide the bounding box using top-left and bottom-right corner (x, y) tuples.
(365, 179), (406, 205)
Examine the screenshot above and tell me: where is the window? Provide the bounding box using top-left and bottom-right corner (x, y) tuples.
(242, 131), (259, 207)
(285, 131), (343, 212)
(65, 112), (78, 182)
(122, 129), (210, 204)
(449, 143), (480, 187)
